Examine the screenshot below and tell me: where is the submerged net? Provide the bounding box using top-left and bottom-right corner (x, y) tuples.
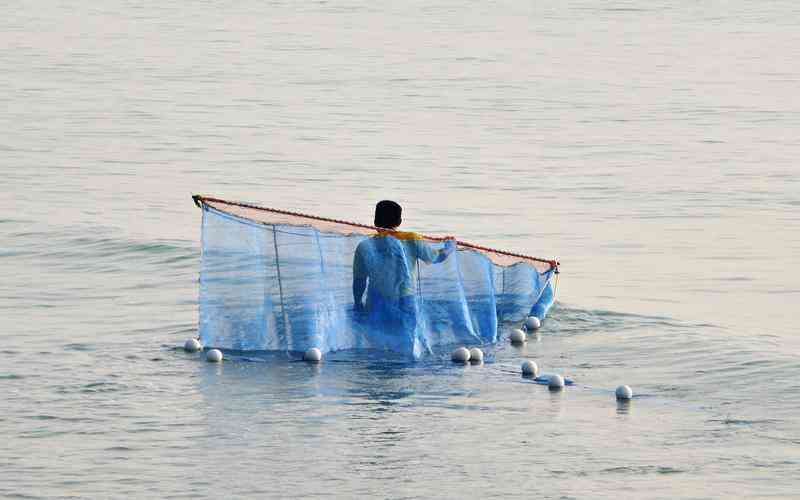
(195, 195), (559, 359)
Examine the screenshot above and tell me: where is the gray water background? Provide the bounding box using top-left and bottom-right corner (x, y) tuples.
(1, 1), (799, 498)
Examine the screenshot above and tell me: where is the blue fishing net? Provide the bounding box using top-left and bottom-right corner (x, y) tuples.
(197, 198), (557, 359)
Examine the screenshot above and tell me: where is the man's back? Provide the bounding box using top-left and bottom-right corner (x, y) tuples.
(353, 231), (438, 301)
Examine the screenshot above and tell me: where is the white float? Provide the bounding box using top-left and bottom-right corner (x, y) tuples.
(469, 347), (484, 364)
(615, 385), (633, 400)
(206, 349), (223, 363)
(184, 338), (202, 352)
(548, 374), (565, 389)
(304, 347), (322, 363)
(509, 329), (526, 344)
(451, 347), (471, 363)
(524, 316), (541, 331)
(521, 360), (539, 377)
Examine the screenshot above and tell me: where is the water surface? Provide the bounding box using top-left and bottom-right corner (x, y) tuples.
(1, 1), (799, 498)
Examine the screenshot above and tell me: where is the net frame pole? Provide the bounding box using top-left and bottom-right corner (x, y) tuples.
(271, 225), (290, 351)
(193, 195), (560, 270)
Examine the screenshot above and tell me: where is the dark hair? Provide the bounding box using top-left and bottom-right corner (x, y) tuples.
(374, 200), (402, 229)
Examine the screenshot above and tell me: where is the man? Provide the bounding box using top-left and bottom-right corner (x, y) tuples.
(352, 200), (455, 357)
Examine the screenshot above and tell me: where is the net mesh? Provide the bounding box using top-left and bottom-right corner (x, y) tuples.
(196, 196), (558, 359)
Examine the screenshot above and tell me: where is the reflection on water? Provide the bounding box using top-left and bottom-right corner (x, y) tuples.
(616, 399), (632, 416)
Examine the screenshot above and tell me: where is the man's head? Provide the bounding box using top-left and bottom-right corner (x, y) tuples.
(374, 200), (402, 229)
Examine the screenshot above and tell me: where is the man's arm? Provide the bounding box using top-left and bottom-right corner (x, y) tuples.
(435, 238), (455, 263)
(353, 277), (367, 311)
(417, 237), (455, 264)
(353, 245), (367, 310)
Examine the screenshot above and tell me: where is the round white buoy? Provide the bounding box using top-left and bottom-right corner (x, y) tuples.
(615, 385), (633, 400)
(304, 347), (322, 363)
(521, 360), (539, 377)
(509, 329), (526, 344)
(206, 349), (223, 363)
(525, 316), (541, 331)
(548, 374), (565, 390)
(469, 347), (484, 364)
(451, 347), (471, 363)
(184, 338), (202, 352)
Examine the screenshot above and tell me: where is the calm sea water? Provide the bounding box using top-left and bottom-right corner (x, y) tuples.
(2, 1), (799, 498)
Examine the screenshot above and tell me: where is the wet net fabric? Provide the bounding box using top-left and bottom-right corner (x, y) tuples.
(198, 199), (556, 359)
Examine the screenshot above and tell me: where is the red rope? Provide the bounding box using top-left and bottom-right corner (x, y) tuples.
(194, 195), (560, 269)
